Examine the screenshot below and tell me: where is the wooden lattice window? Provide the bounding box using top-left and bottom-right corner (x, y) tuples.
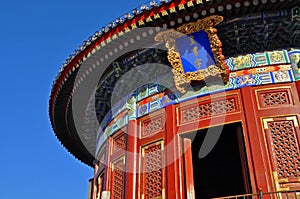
(261, 91), (289, 106)
(141, 116), (164, 138)
(141, 141), (165, 199)
(256, 87), (293, 109)
(112, 132), (127, 153)
(179, 95), (239, 125)
(263, 116), (300, 190)
(111, 156), (125, 199)
(98, 145), (106, 165)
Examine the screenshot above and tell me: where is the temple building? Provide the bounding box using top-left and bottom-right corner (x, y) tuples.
(49, 0), (300, 198)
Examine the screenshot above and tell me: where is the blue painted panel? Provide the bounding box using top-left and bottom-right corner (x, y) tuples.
(176, 30), (216, 73)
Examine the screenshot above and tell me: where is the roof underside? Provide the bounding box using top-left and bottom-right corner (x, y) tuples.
(49, 0), (300, 167)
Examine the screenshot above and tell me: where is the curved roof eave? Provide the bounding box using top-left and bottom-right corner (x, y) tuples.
(49, 0), (300, 166)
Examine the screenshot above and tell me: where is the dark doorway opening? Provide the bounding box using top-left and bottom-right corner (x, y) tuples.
(182, 123), (251, 199)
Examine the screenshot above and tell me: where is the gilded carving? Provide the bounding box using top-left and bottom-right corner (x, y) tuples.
(155, 15), (229, 93)
(233, 54), (252, 69)
(270, 51), (284, 63)
(290, 54), (300, 67)
(290, 53), (300, 79)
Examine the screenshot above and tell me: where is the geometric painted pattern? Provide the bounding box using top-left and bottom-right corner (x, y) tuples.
(289, 49), (300, 81)
(96, 48), (297, 156)
(226, 50), (290, 71)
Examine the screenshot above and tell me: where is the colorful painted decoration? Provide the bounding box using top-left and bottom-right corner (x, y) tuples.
(226, 50), (290, 71)
(96, 49), (298, 153)
(154, 15), (229, 93)
(176, 30), (216, 73)
(289, 49), (300, 81)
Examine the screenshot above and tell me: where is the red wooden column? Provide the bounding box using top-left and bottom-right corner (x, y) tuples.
(296, 80), (300, 96)
(138, 109), (166, 199)
(103, 137), (112, 192)
(183, 138), (196, 199)
(240, 86), (274, 193)
(165, 104), (184, 199)
(125, 119), (138, 199)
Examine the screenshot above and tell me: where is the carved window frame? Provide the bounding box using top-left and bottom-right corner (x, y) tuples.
(154, 15), (229, 93)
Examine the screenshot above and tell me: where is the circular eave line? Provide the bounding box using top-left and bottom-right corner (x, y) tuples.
(49, 0), (207, 112)
(49, 0), (298, 165)
(50, 0), (234, 110)
(48, 0), (267, 148)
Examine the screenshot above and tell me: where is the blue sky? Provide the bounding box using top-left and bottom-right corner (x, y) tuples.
(0, 0), (143, 198)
